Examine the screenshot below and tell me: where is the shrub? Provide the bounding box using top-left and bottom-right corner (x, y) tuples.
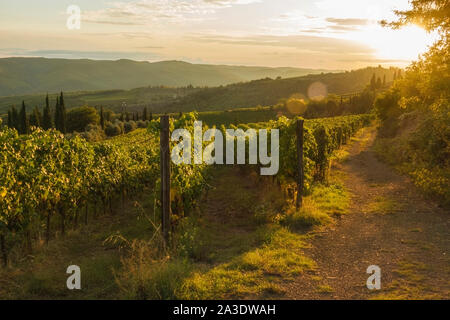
(137, 120), (149, 128)
(80, 124), (105, 142)
(66, 106), (99, 132)
(281, 199), (331, 228)
(124, 120), (137, 133)
(105, 121), (122, 136)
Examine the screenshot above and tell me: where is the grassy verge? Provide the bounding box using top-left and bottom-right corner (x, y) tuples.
(374, 135), (450, 208)
(371, 260), (443, 300)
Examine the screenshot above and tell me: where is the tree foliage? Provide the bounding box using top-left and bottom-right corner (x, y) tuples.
(381, 0), (450, 34)
(66, 106), (100, 133)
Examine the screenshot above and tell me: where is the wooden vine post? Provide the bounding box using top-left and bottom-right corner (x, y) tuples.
(160, 115), (171, 245)
(296, 119), (304, 209)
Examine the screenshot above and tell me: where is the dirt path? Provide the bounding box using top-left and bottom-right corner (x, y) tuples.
(285, 125), (450, 299)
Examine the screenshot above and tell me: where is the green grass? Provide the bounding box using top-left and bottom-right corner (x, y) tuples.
(0, 189), (158, 299)
(282, 199), (332, 228)
(317, 284), (334, 293)
(178, 227), (315, 299)
(371, 261), (440, 300)
(365, 196), (403, 214)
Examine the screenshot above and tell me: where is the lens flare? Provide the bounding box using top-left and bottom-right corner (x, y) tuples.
(307, 82), (328, 101)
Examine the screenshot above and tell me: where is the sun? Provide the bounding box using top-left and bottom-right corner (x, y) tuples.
(360, 24), (438, 63)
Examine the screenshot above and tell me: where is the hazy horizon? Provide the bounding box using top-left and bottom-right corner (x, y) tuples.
(0, 55), (345, 71)
(0, 0), (439, 70)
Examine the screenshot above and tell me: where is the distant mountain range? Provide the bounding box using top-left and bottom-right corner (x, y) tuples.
(0, 57), (335, 97)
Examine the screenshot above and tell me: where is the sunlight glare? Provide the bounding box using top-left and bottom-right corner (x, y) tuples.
(360, 25), (438, 62)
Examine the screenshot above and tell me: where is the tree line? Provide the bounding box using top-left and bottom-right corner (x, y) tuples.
(5, 92), (154, 138)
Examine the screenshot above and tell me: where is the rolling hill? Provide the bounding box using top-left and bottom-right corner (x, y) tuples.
(0, 57), (332, 97)
(0, 66), (399, 116)
(160, 66), (399, 113)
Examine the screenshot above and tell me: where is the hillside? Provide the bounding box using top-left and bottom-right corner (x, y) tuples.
(0, 86), (200, 116)
(162, 66), (398, 112)
(0, 66), (398, 116)
(0, 57), (332, 96)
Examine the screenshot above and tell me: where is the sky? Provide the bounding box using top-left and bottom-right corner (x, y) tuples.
(0, 0), (439, 70)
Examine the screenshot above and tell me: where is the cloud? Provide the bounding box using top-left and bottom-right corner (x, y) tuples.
(83, 0), (261, 26)
(80, 32), (155, 40)
(189, 33), (374, 55)
(325, 18), (368, 26)
(83, 20), (144, 26)
(137, 46), (165, 49)
(269, 12), (368, 35)
(328, 25), (359, 32)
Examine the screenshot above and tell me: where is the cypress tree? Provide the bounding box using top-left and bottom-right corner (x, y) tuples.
(54, 97), (60, 131)
(370, 73), (376, 90)
(125, 112), (130, 122)
(100, 106), (105, 130)
(19, 101), (29, 134)
(142, 107), (148, 121)
(59, 92), (67, 134)
(376, 77), (382, 89)
(11, 106), (19, 131)
(383, 75), (386, 87)
(7, 110), (12, 128)
(149, 112), (153, 121)
(29, 111), (36, 128)
(43, 94), (53, 130)
(31, 107), (42, 128)
(42, 94), (53, 130)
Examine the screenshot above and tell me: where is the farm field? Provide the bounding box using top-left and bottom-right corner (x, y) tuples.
(1, 123), (447, 299)
(0, 0), (449, 304)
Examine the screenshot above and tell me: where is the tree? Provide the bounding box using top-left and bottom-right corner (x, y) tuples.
(54, 92), (67, 133)
(66, 106), (100, 132)
(370, 73), (377, 90)
(43, 94), (53, 130)
(105, 109), (112, 122)
(59, 92), (67, 134)
(381, 0), (449, 34)
(19, 101), (30, 134)
(125, 112), (130, 122)
(142, 107), (148, 121)
(100, 106), (105, 130)
(54, 97), (60, 131)
(383, 75), (386, 87)
(11, 106), (19, 131)
(30, 107), (42, 128)
(7, 110), (12, 128)
(376, 77), (382, 89)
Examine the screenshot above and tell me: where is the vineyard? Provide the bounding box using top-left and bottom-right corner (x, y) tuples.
(0, 112), (373, 267)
